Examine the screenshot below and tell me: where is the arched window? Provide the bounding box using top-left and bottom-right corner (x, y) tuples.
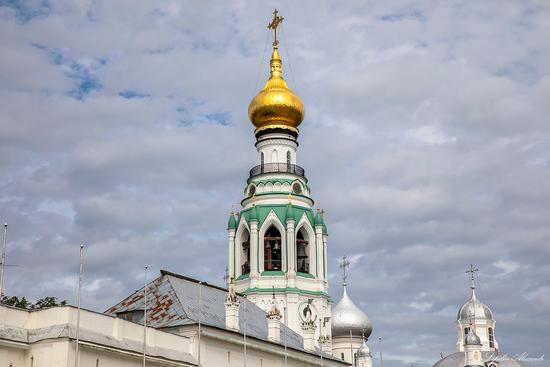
(296, 228), (310, 274)
(241, 230), (250, 275)
(264, 226), (282, 271)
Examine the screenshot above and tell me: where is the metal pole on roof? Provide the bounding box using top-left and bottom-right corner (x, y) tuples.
(349, 329), (354, 366)
(0, 223), (8, 298)
(284, 306), (287, 366)
(198, 281), (202, 366)
(243, 295), (247, 367)
(143, 265), (148, 367)
(379, 337), (383, 367)
(75, 244), (84, 367)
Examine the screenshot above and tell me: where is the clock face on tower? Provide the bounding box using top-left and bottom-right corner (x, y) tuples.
(298, 299), (318, 322)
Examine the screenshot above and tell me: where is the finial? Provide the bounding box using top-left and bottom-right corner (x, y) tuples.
(267, 9), (284, 47)
(466, 264), (478, 297)
(339, 255), (350, 287)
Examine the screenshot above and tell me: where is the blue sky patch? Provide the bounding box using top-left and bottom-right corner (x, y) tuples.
(31, 43), (104, 100)
(205, 112), (231, 126)
(0, 0), (50, 23)
(380, 10), (425, 23)
(119, 90), (150, 99)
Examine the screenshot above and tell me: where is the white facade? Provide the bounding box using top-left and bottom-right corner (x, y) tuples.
(0, 304), (347, 367)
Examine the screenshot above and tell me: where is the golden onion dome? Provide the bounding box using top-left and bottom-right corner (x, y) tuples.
(248, 44), (304, 134)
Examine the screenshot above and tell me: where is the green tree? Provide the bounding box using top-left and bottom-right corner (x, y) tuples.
(1, 295), (68, 309)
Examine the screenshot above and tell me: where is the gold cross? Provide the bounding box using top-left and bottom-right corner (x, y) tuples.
(267, 9), (284, 46)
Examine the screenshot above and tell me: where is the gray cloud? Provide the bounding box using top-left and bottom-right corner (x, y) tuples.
(1, 1), (549, 366)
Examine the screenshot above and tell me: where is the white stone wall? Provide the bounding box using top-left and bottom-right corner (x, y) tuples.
(0, 305), (346, 367)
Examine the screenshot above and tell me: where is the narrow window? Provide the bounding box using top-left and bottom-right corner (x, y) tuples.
(264, 226), (282, 271)
(261, 152), (264, 173)
(227, 351), (231, 363)
(489, 327), (495, 348)
(241, 230), (250, 275)
(341, 353), (345, 361)
(296, 229), (310, 274)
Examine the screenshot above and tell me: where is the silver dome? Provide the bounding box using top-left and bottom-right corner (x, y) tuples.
(458, 291), (493, 321)
(465, 331), (481, 346)
(331, 286), (372, 338)
(357, 339), (371, 357)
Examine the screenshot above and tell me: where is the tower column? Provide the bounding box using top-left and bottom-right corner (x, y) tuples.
(250, 219), (259, 287)
(287, 215), (296, 288)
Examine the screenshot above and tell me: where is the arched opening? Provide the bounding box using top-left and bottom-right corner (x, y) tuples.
(261, 152), (265, 173)
(240, 229), (250, 276)
(296, 228), (310, 274)
(264, 226), (282, 271)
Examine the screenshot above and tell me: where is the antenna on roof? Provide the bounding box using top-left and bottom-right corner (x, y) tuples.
(75, 244), (84, 367)
(243, 294), (248, 367)
(198, 281), (202, 366)
(143, 265), (148, 367)
(0, 223), (8, 298)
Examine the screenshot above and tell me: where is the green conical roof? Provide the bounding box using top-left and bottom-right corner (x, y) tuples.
(314, 208), (324, 226)
(227, 212), (237, 230)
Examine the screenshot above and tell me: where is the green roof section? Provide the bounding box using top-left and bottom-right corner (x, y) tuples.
(286, 203), (295, 221)
(249, 205), (258, 221)
(314, 208), (324, 226)
(227, 212), (237, 230)
(239, 204), (316, 229)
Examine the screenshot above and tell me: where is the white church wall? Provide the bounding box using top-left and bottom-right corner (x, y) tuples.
(0, 305), (196, 367)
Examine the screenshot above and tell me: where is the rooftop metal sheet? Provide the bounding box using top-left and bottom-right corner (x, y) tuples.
(105, 270), (304, 351)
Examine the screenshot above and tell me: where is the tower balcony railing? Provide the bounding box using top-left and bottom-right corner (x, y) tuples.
(249, 163), (305, 179)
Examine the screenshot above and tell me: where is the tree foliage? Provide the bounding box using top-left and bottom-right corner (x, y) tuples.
(1, 295), (67, 310)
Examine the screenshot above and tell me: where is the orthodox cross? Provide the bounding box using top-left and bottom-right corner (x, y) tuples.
(466, 264), (478, 290)
(267, 9), (284, 46)
(340, 255), (350, 286)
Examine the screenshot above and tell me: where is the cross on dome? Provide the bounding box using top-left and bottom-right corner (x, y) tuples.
(466, 264), (479, 296)
(267, 9), (284, 46)
(340, 255), (351, 287)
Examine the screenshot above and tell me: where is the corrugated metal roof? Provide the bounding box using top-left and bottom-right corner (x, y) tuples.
(105, 270), (304, 350)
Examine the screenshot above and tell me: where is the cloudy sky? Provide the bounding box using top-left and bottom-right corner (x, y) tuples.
(1, 0), (549, 366)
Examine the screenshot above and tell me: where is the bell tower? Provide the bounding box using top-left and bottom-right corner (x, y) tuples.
(226, 9), (330, 344)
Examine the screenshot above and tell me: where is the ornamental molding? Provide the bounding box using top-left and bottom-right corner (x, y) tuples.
(256, 138), (297, 149)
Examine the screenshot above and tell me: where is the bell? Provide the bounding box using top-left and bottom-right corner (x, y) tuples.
(273, 241), (280, 251)
(297, 244), (307, 258)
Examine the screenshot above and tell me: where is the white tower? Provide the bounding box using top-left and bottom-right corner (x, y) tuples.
(456, 265), (498, 352)
(227, 10), (330, 342)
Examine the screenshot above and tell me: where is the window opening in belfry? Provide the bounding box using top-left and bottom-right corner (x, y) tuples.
(241, 229), (250, 275)
(264, 226), (282, 271)
(296, 228), (310, 273)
